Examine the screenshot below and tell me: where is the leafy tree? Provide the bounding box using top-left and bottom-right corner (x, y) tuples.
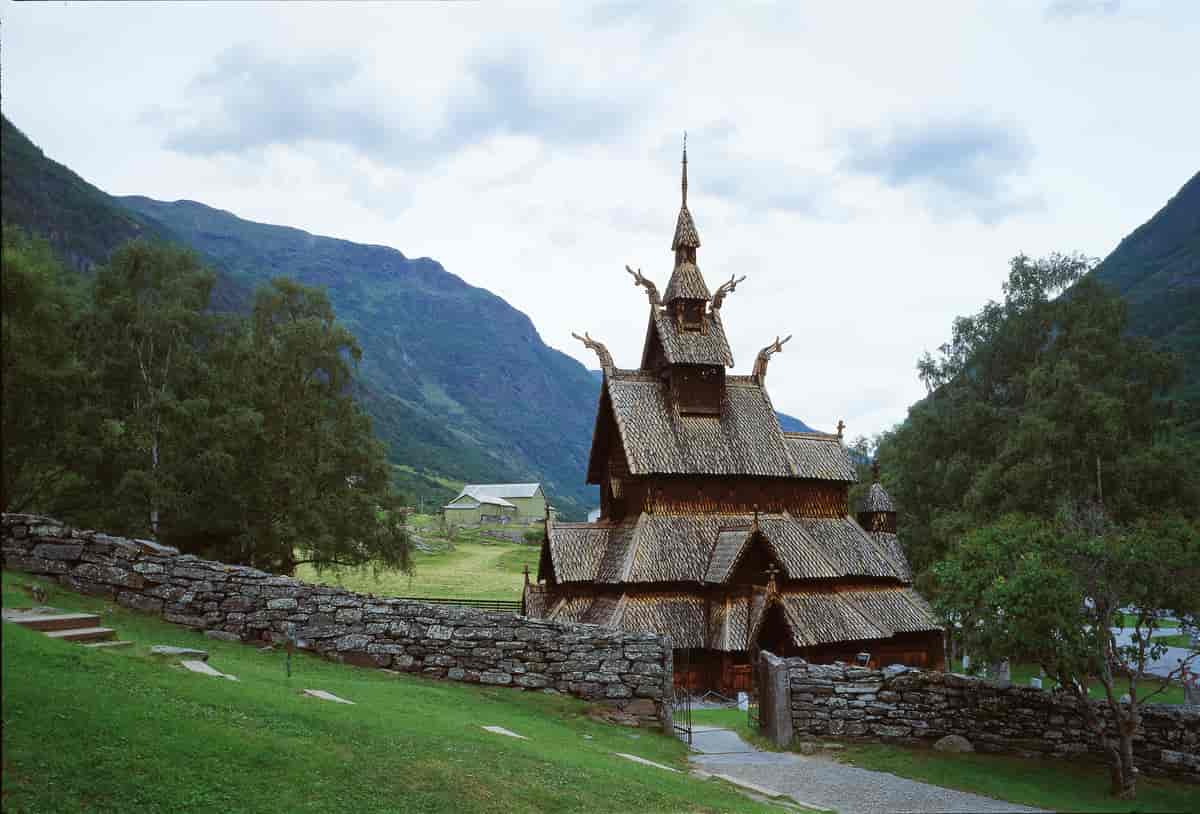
(878, 254), (1198, 581)
(2, 227), (410, 576)
(1, 227), (88, 511)
(214, 278), (411, 575)
(934, 507), (1199, 800)
(82, 240), (216, 537)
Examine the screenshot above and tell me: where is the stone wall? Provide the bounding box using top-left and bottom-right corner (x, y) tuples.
(783, 659), (1199, 783)
(1, 515), (672, 729)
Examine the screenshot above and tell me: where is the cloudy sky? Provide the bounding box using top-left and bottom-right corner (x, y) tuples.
(4, 0), (1198, 438)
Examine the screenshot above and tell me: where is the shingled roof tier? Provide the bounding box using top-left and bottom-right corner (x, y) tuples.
(671, 206), (701, 251)
(662, 262), (711, 302)
(860, 482), (896, 513)
(648, 309), (734, 367)
(592, 372), (856, 480)
(543, 512), (910, 586)
(541, 586), (939, 653)
(784, 433), (858, 481)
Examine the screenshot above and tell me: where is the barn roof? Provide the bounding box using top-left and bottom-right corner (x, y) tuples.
(453, 483), (542, 501)
(444, 492), (516, 510)
(541, 511), (910, 586)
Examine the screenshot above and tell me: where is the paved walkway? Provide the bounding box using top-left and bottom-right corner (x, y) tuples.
(1111, 627), (1197, 679)
(687, 728), (1044, 814)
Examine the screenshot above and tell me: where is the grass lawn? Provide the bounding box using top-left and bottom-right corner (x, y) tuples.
(948, 658), (1187, 704)
(1152, 632), (1196, 649)
(1118, 612), (1180, 629)
(1, 571), (767, 814)
(838, 742), (1200, 813)
(296, 516), (540, 601)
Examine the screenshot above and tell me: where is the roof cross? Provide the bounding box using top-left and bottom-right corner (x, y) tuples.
(836, 419), (846, 438)
(764, 563), (780, 595)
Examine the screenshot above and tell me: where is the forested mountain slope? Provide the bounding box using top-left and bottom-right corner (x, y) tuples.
(1091, 171), (1200, 407)
(115, 196), (604, 518)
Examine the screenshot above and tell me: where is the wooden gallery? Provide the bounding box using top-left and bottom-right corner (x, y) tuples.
(524, 147), (944, 694)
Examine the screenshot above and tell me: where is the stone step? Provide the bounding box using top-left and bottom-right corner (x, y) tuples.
(83, 640), (134, 649)
(7, 612), (102, 632)
(45, 626), (117, 643)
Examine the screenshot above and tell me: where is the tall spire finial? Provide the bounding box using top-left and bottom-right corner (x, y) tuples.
(681, 132), (688, 207)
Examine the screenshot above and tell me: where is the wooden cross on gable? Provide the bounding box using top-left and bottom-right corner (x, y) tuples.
(764, 563), (780, 595)
(836, 420), (846, 438)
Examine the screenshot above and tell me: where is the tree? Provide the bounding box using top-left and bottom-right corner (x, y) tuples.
(878, 254), (1198, 581)
(1, 227), (88, 511)
(216, 278), (411, 575)
(934, 508), (1199, 799)
(83, 240), (216, 537)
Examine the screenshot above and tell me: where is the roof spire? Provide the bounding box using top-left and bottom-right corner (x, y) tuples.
(671, 134), (700, 254)
(681, 132), (688, 207)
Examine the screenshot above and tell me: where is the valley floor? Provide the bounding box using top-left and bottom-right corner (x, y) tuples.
(295, 516), (539, 601)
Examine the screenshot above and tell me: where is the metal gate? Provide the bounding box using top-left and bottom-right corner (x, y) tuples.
(671, 648), (693, 745)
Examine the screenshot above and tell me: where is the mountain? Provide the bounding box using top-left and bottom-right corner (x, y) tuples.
(1090, 171), (1200, 409)
(0, 117), (247, 311)
(115, 196), (604, 518)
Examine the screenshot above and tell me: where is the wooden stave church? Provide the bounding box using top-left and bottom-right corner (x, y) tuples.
(524, 147), (943, 693)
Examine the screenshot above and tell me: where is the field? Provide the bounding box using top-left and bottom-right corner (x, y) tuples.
(296, 514), (540, 601)
(1, 571), (766, 814)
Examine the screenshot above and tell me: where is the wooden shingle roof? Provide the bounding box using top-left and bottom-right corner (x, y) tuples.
(543, 512), (911, 587)
(649, 309), (734, 367)
(671, 206), (701, 251)
(784, 433), (858, 481)
(541, 586), (939, 652)
(595, 371), (858, 481)
(662, 262), (710, 302)
(860, 482), (896, 513)
(619, 593), (706, 648)
(545, 523), (610, 583)
(604, 373), (793, 477)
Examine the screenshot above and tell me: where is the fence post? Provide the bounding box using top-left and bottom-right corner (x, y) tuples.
(760, 651), (793, 748)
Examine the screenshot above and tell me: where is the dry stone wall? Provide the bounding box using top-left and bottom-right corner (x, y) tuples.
(784, 659), (1199, 783)
(2, 515), (671, 728)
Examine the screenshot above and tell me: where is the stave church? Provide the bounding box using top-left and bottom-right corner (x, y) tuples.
(523, 145), (944, 693)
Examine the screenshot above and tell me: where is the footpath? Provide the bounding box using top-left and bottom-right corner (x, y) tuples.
(687, 727), (1045, 814)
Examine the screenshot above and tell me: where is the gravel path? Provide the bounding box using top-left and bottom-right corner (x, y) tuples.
(688, 729), (1045, 814)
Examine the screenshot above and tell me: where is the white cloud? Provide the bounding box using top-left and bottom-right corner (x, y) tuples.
(2, 0), (1198, 440)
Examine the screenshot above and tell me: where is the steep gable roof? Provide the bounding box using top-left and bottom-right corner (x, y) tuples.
(645, 308), (734, 368)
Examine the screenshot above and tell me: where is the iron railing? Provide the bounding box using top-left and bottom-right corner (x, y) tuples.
(390, 596), (522, 613)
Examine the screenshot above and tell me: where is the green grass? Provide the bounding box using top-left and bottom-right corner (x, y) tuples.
(838, 742), (1200, 813)
(1152, 632), (1195, 649)
(297, 516), (540, 601)
(1118, 612), (1180, 629)
(949, 658), (1186, 704)
(2, 571), (767, 813)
